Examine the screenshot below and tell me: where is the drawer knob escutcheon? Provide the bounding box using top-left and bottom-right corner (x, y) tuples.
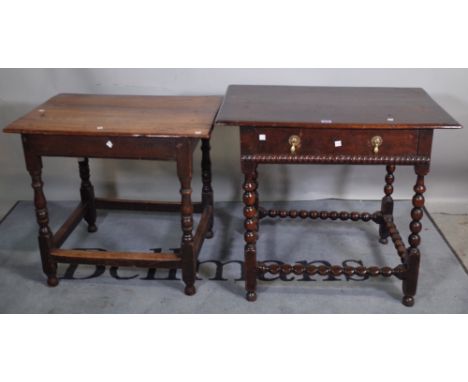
(371, 135), (383, 154)
(288, 135), (301, 155)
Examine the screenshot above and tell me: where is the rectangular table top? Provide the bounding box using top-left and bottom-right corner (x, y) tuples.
(4, 94), (223, 138)
(215, 85), (461, 129)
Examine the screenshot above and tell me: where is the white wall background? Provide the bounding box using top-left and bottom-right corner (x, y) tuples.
(1, 69), (467, 215)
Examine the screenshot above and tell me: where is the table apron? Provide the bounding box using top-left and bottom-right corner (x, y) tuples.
(21, 134), (197, 160)
(240, 128), (433, 166)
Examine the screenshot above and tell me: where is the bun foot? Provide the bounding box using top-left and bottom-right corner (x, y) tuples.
(47, 276), (59, 287)
(402, 295), (415, 307)
(87, 224), (98, 233)
(246, 291), (257, 302)
(379, 237), (388, 244)
(184, 285), (196, 296)
(205, 230), (214, 239)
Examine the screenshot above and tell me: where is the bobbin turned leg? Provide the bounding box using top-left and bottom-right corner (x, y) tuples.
(379, 164), (395, 244)
(201, 139), (214, 239)
(177, 144), (196, 296)
(402, 165), (428, 307)
(25, 153), (58, 287)
(253, 168), (261, 236)
(242, 161), (258, 302)
(78, 158), (97, 233)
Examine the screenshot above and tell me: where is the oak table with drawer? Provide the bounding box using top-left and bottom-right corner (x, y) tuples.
(215, 85), (461, 306)
(4, 94), (222, 296)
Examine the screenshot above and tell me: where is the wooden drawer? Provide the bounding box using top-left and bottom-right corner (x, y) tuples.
(22, 134), (184, 160)
(240, 127), (420, 157)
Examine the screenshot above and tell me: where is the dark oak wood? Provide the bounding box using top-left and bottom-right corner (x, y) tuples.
(240, 127), (420, 157)
(177, 141), (196, 296)
(4, 94), (221, 295)
(25, 153), (58, 287)
(193, 206), (213, 257)
(241, 154), (431, 165)
(383, 215), (407, 259)
(52, 202), (86, 248)
(4, 94), (222, 138)
(21, 134), (184, 160)
(94, 198), (203, 213)
(379, 164), (395, 244)
(260, 208), (381, 223)
(217, 85), (461, 129)
(50, 249), (181, 268)
(258, 262), (407, 280)
(216, 85), (462, 307)
(402, 166), (428, 307)
(241, 161), (258, 302)
(201, 138), (214, 238)
(78, 158), (97, 232)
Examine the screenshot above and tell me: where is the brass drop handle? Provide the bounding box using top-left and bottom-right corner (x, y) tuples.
(289, 135), (301, 155)
(371, 135), (383, 154)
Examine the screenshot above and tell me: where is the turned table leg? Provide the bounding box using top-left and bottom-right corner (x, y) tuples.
(201, 138), (214, 238)
(379, 164), (395, 244)
(177, 145), (196, 296)
(25, 153), (58, 287)
(242, 161), (258, 302)
(78, 158), (97, 233)
(402, 165), (428, 307)
(253, 168), (262, 236)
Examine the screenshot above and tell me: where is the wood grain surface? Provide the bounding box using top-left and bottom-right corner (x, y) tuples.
(216, 85), (461, 129)
(4, 94), (223, 138)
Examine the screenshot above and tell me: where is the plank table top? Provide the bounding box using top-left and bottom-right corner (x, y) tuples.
(4, 94), (223, 138)
(215, 85), (461, 130)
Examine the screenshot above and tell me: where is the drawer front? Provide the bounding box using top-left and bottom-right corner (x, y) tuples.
(240, 127), (420, 157)
(22, 134), (184, 160)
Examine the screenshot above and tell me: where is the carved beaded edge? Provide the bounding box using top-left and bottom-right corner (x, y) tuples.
(241, 154), (431, 165)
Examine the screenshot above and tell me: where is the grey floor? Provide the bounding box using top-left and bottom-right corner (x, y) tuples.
(431, 213), (468, 272)
(0, 199), (467, 313)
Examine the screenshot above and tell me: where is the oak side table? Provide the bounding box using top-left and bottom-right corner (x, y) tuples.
(215, 85), (461, 306)
(4, 94), (222, 296)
